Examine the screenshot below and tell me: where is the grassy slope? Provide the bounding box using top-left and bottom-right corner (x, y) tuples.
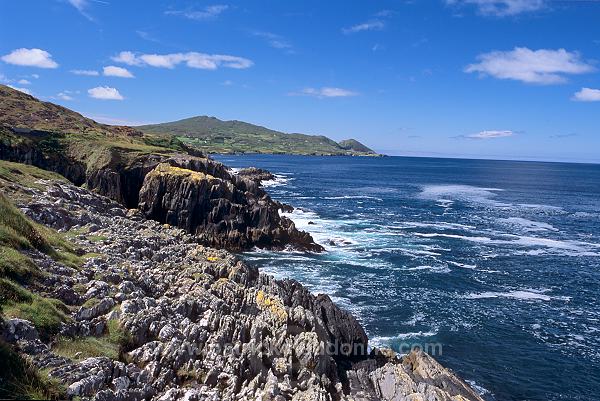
(0, 85), (192, 173)
(0, 161), (134, 399)
(138, 116), (378, 156)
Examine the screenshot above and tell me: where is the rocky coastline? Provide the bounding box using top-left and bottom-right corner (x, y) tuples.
(0, 174), (484, 400)
(0, 85), (483, 400)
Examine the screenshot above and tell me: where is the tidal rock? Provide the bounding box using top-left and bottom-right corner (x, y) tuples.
(236, 167), (276, 182)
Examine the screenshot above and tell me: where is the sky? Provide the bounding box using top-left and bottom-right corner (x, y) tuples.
(1, 0), (599, 163)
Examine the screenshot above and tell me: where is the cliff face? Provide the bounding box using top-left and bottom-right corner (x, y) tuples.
(138, 163), (321, 251)
(0, 175), (483, 401)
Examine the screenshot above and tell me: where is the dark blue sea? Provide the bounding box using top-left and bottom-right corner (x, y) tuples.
(214, 154), (600, 401)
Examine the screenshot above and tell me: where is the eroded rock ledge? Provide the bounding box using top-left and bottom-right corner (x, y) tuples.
(2, 180), (483, 401)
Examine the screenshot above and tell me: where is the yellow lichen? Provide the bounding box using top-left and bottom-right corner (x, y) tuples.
(206, 256), (219, 262)
(151, 163), (215, 182)
(256, 290), (288, 323)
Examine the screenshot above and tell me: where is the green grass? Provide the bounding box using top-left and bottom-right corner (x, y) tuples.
(1, 283), (70, 341)
(0, 195), (79, 341)
(138, 115), (377, 156)
(0, 246), (41, 283)
(53, 335), (119, 361)
(52, 319), (133, 362)
(0, 192), (83, 269)
(82, 297), (100, 308)
(0, 340), (66, 400)
(0, 160), (67, 190)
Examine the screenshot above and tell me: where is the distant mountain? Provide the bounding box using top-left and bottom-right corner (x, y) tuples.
(138, 116), (379, 156)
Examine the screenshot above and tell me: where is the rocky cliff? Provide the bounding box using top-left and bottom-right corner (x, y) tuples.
(0, 173), (483, 401)
(0, 125), (320, 252)
(138, 163), (321, 251)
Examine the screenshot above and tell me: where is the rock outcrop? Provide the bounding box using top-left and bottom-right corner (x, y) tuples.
(1, 179), (484, 401)
(236, 167), (276, 183)
(138, 163), (322, 251)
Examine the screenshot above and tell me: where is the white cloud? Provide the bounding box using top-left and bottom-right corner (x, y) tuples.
(112, 51), (253, 70)
(88, 86), (124, 100)
(465, 47), (594, 84)
(166, 5), (229, 20)
(103, 65), (134, 78)
(31, 74), (40, 79)
(446, 0), (546, 16)
(295, 87), (358, 98)
(111, 51), (142, 66)
(57, 92), (74, 101)
(17, 79), (31, 85)
(71, 69), (100, 76)
(7, 85), (32, 95)
(68, 0), (94, 20)
(342, 20), (385, 34)
(572, 87), (600, 102)
(1, 48), (58, 68)
(468, 130), (515, 139)
(252, 31), (293, 50)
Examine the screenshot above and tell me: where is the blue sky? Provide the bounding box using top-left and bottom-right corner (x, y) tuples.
(1, 0), (599, 162)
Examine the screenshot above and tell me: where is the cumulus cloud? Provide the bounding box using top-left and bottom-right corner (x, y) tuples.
(446, 0), (546, 16)
(572, 87), (600, 102)
(166, 5), (229, 20)
(468, 130), (515, 139)
(103, 65), (134, 78)
(342, 20), (385, 34)
(294, 87), (358, 98)
(17, 79), (31, 85)
(465, 47), (594, 84)
(88, 86), (124, 100)
(57, 92), (74, 101)
(1, 48), (58, 68)
(111, 51), (141, 66)
(111, 51), (253, 70)
(71, 69), (99, 76)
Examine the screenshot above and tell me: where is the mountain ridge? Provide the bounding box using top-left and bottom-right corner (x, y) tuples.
(138, 115), (380, 156)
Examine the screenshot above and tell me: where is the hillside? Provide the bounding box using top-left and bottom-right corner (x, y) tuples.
(138, 115), (379, 156)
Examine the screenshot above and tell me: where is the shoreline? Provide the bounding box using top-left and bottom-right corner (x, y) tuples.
(0, 164), (484, 400)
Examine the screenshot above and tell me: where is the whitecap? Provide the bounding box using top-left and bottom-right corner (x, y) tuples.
(406, 265), (451, 273)
(419, 184), (505, 205)
(447, 261), (477, 269)
(466, 380), (491, 396)
(498, 217), (558, 232)
(370, 330), (438, 347)
(465, 289), (568, 301)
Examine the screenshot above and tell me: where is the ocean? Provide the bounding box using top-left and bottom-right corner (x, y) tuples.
(213, 154), (600, 401)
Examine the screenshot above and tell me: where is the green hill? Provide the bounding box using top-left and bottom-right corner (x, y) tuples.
(138, 116), (378, 156)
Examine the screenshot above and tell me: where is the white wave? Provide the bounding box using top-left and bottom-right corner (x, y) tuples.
(466, 380), (491, 396)
(370, 330), (438, 347)
(447, 261), (477, 269)
(262, 174), (291, 187)
(397, 221), (477, 231)
(322, 195), (383, 201)
(419, 184), (504, 205)
(406, 265), (451, 273)
(415, 232), (492, 243)
(498, 217), (558, 232)
(465, 289), (570, 302)
(414, 231), (600, 256)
